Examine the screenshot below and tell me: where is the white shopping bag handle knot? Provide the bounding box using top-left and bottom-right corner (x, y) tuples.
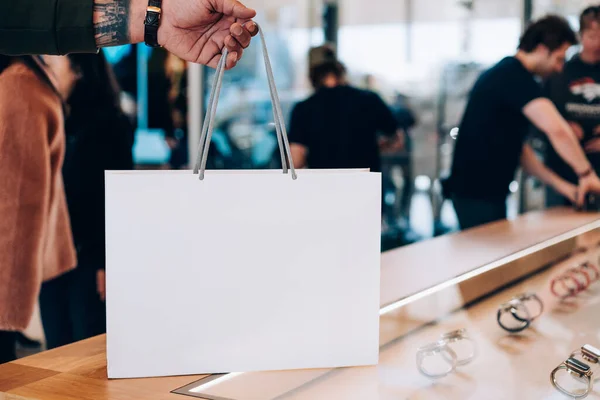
(193, 24), (298, 181)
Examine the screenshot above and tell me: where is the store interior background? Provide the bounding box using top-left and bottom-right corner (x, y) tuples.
(107, 0), (598, 246)
(15, 0), (598, 355)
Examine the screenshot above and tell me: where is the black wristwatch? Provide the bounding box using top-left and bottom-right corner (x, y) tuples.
(144, 0), (162, 48)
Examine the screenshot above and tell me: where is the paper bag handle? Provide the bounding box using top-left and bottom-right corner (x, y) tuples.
(193, 25), (297, 181)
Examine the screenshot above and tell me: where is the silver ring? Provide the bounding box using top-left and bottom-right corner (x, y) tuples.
(416, 341), (458, 379)
(440, 329), (477, 366)
(551, 358), (594, 399)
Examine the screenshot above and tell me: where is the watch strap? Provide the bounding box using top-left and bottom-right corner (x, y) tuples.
(578, 167), (594, 179)
(144, 0), (162, 48)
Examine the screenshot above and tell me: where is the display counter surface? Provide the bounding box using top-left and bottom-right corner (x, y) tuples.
(266, 243), (600, 400)
(1, 208), (599, 400)
(379, 208), (599, 307)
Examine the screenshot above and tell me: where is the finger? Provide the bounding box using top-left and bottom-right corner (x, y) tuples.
(225, 35), (243, 55)
(97, 270), (106, 301)
(577, 187), (586, 207)
(204, 53), (221, 69)
(224, 33), (245, 66)
(218, 0), (257, 19)
(96, 270), (102, 292)
(230, 22), (252, 48)
(225, 51), (239, 69)
(225, 48), (243, 69)
(585, 138), (600, 152)
(244, 21), (259, 37)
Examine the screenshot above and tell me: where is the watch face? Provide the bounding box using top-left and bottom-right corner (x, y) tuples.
(566, 357), (590, 374)
(583, 344), (600, 359)
(146, 13), (159, 25)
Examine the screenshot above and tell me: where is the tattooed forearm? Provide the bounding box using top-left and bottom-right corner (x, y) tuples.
(94, 0), (131, 47)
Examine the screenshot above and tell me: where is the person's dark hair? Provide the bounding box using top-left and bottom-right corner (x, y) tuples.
(518, 15), (578, 52)
(309, 61), (347, 89)
(67, 51), (123, 115)
(580, 5), (600, 33)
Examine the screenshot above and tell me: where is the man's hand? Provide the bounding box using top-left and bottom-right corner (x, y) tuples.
(157, 0), (258, 68)
(577, 173), (600, 207)
(379, 130), (406, 154)
(165, 137), (179, 149)
(97, 269), (106, 302)
(520, 144), (579, 206)
(290, 143), (308, 169)
(584, 138), (600, 153)
(94, 0), (258, 69)
(554, 180), (578, 204)
(523, 99), (592, 177)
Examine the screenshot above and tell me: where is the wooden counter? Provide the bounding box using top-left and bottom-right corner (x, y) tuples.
(380, 207), (600, 307)
(1, 208), (599, 400)
(0, 336), (206, 400)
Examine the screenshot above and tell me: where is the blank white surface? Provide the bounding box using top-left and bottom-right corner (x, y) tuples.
(105, 170), (382, 378)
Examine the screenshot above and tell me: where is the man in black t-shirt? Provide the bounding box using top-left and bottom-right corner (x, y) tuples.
(446, 15), (600, 230)
(545, 6), (600, 207)
(288, 47), (401, 173)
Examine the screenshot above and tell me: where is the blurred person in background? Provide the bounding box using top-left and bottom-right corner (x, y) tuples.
(445, 16), (600, 230)
(0, 56), (77, 362)
(544, 6), (600, 207)
(391, 93), (417, 221)
(39, 52), (134, 350)
(113, 48), (175, 135)
(166, 53), (190, 169)
(289, 45), (403, 173)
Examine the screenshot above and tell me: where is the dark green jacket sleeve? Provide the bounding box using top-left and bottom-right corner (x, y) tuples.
(1, 0), (96, 55)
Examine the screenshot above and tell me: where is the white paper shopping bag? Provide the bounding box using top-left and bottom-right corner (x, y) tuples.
(105, 28), (382, 379)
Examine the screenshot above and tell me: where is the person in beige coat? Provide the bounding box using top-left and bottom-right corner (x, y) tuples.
(0, 55), (77, 363)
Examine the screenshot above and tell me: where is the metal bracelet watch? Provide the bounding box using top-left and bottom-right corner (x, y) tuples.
(415, 328), (477, 379)
(551, 274), (581, 299)
(580, 262), (600, 282)
(439, 329), (477, 366)
(569, 266), (592, 290)
(571, 344), (600, 366)
(551, 357), (594, 399)
(551, 344), (600, 398)
(416, 341), (458, 379)
(144, 0), (162, 48)
(509, 293), (544, 323)
(497, 298), (532, 333)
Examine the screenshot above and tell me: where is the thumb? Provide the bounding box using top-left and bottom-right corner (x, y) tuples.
(216, 0), (257, 19)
